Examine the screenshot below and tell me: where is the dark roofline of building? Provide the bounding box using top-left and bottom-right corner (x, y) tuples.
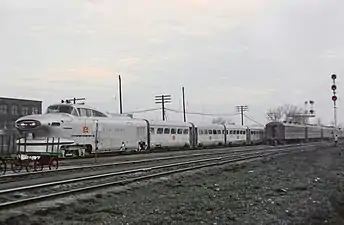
(0, 96), (42, 103)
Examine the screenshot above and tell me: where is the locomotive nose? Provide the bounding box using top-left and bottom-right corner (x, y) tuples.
(15, 120), (41, 130)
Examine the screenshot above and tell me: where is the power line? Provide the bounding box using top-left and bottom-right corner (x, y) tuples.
(123, 107), (161, 114)
(243, 114), (264, 126)
(165, 108), (239, 117)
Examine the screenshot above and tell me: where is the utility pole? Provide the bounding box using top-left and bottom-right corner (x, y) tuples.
(182, 87), (186, 122)
(119, 75), (123, 114)
(155, 94), (171, 121)
(236, 105), (248, 126)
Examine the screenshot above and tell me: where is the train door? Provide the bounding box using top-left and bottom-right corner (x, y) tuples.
(246, 127), (251, 144)
(189, 125), (197, 148)
(271, 125), (278, 139)
(224, 126), (227, 145)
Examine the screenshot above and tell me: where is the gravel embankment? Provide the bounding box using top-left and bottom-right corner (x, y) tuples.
(1, 144), (344, 225)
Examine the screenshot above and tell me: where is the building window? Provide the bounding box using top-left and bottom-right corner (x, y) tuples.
(12, 105), (19, 115)
(0, 105), (7, 114)
(21, 106), (29, 115)
(32, 107), (39, 114)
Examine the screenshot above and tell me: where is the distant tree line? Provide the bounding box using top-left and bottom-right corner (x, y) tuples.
(212, 117), (235, 125)
(266, 104), (309, 124)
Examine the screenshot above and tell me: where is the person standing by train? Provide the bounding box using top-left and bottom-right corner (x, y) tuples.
(335, 134), (338, 145)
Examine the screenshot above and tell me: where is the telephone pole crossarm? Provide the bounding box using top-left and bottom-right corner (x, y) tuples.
(236, 105), (248, 126)
(155, 94), (172, 121)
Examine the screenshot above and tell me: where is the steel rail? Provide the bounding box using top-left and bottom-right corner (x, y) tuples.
(0, 144), (317, 210)
(0, 142), (319, 180)
(0, 150), (278, 194)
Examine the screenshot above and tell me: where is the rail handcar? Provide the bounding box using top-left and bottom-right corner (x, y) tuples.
(195, 123), (225, 147)
(149, 121), (193, 149)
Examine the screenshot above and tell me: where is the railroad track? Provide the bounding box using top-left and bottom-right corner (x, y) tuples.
(0, 143), (322, 210)
(57, 143), (313, 166)
(0, 142), (321, 184)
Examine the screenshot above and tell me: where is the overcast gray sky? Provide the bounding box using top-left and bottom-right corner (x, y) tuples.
(1, 0), (343, 125)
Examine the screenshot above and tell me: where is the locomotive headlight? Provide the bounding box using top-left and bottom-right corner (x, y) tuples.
(16, 120), (41, 130)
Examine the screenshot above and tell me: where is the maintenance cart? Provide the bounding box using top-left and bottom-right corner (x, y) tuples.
(0, 135), (63, 175)
(15, 136), (62, 172)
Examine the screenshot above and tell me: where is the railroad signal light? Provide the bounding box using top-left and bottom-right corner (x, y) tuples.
(332, 95), (338, 101)
(332, 74), (337, 80)
(332, 85), (337, 91)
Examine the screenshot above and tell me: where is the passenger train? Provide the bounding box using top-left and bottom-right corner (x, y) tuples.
(265, 121), (341, 145)
(14, 102), (340, 158)
(14, 102), (265, 157)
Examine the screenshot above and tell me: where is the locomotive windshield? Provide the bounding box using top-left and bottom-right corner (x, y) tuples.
(46, 105), (78, 115)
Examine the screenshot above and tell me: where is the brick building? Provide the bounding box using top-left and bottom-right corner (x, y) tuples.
(0, 97), (42, 131)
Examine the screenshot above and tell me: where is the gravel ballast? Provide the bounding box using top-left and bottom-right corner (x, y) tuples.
(1, 144), (344, 225)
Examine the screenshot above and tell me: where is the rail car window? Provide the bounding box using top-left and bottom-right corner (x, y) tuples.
(226, 130), (229, 134)
(199, 130), (204, 135)
(77, 108), (87, 117)
(85, 109), (92, 117)
(177, 129), (183, 134)
(183, 129), (189, 134)
(171, 128), (176, 134)
(222, 130), (225, 134)
(208, 130), (212, 134)
(71, 109), (78, 116)
(150, 128), (155, 134)
(164, 128), (170, 134)
(47, 105), (74, 115)
(204, 130), (208, 134)
(230, 130), (233, 134)
(93, 110), (107, 117)
(213, 130), (217, 134)
(157, 128), (163, 134)
(218, 130), (221, 134)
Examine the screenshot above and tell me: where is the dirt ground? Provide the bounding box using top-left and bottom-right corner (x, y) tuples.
(2, 144), (344, 225)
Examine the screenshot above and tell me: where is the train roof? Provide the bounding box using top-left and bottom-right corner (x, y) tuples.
(149, 120), (193, 127)
(46, 103), (111, 117)
(266, 121), (307, 128)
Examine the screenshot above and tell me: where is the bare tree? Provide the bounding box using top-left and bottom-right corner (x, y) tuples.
(266, 107), (283, 122)
(212, 117), (235, 125)
(266, 104), (304, 123)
